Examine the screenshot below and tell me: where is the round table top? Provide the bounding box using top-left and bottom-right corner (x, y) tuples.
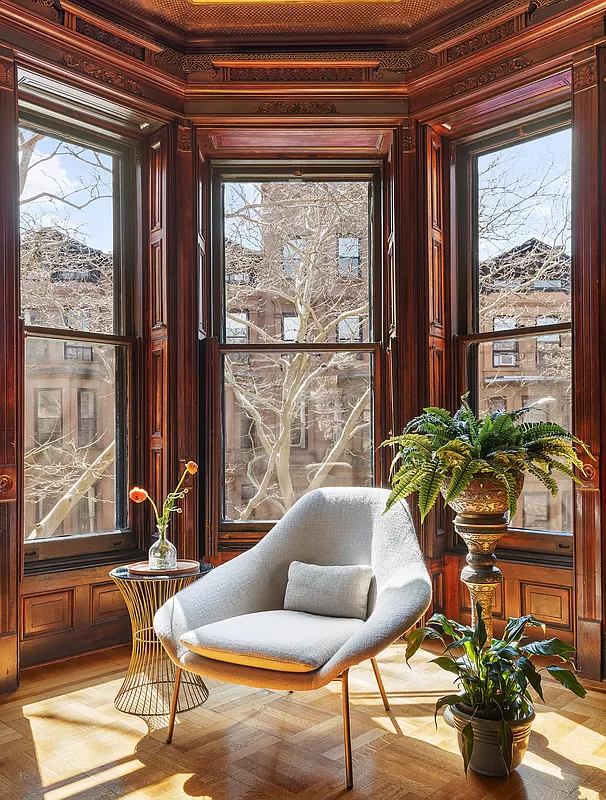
(110, 562), (214, 581)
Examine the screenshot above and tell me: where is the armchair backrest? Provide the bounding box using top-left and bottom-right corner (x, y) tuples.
(249, 487), (424, 615)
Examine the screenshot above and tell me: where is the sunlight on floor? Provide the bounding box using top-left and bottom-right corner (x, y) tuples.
(1, 645), (606, 799)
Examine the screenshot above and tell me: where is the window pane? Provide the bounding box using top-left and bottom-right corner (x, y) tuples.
(477, 129), (571, 333)
(475, 331), (572, 533)
(24, 337), (126, 541)
(223, 181), (372, 343)
(19, 126), (116, 334)
(223, 351), (373, 521)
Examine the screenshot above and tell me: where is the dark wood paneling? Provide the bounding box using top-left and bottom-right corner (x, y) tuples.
(20, 565), (130, 667)
(22, 590), (74, 639)
(0, 48), (20, 692)
(90, 581), (128, 625)
(571, 47), (603, 679)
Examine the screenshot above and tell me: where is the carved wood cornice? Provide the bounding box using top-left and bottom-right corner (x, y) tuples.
(59, 52), (143, 94)
(256, 100), (338, 114)
(448, 56), (532, 96)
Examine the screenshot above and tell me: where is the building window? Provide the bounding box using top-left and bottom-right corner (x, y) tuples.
(78, 389), (97, 448)
(64, 342), (93, 361)
(34, 389), (62, 445)
(282, 237), (304, 277)
(338, 236), (361, 277)
(523, 492), (550, 529)
(219, 174), (376, 523)
(337, 315), (363, 342)
(225, 311), (250, 345)
(20, 118), (132, 555)
(460, 124), (573, 541)
(492, 317), (518, 367)
(282, 313), (300, 342)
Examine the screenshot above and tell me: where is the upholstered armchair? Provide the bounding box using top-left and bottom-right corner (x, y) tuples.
(154, 487), (432, 788)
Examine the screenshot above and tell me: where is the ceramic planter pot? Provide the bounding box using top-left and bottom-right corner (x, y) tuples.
(441, 476), (521, 517)
(444, 704), (535, 776)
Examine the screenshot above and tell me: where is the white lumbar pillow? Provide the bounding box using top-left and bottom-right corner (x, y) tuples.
(283, 560), (373, 620)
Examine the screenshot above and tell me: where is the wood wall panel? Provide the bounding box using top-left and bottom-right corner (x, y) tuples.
(571, 47), (604, 679)
(90, 582), (128, 625)
(0, 48), (20, 692)
(20, 565), (130, 667)
(22, 591), (74, 639)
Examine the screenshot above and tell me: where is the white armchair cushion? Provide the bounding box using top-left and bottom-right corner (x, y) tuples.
(180, 610), (364, 673)
(283, 561), (373, 620)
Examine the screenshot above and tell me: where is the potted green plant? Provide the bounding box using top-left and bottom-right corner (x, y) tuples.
(382, 396), (592, 639)
(406, 607), (586, 776)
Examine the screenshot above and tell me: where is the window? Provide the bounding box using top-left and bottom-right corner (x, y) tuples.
(492, 317), (518, 367)
(282, 313), (300, 342)
(20, 119), (133, 558)
(78, 389), (97, 448)
(282, 237), (305, 277)
(523, 492), (550, 529)
(226, 311), (250, 345)
(34, 389), (62, 445)
(459, 124), (572, 542)
(64, 343), (93, 361)
(218, 172), (377, 524)
(338, 236), (361, 277)
(337, 315), (363, 342)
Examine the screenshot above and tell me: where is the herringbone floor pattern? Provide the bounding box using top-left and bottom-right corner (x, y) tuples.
(0, 645), (606, 799)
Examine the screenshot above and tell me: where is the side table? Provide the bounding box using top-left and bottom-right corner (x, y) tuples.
(110, 562), (214, 716)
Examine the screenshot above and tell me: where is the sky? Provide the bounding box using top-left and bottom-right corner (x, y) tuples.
(19, 127), (114, 253)
(477, 128), (571, 260)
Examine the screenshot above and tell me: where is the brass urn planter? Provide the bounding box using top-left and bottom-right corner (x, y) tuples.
(442, 477), (523, 643)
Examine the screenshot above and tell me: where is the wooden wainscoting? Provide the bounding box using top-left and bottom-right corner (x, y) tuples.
(20, 564), (130, 667)
(444, 553), (574, 645)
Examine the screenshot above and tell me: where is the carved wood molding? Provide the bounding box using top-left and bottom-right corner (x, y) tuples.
(572, 60), (598, 91)
(446, 20), (516, 63)
(229, 67), (366, 82)
(449, 56), (532, 96)
(256, 101), (338, 114)
(401, 125), (416, 152)
(74, 19), (145, 61)
(59, 53), (143, 94)
(0, 60), (14, 90)
(177, 124), (193, 151)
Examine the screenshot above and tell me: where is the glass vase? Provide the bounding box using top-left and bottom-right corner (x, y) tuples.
(148, 522), (178, 570)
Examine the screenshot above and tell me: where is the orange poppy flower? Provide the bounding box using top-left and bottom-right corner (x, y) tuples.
(186, 461), (198, 475)
(129, 487), (148, 503)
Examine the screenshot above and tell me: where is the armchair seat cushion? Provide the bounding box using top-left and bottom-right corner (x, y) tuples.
(180, 610), (364, 673)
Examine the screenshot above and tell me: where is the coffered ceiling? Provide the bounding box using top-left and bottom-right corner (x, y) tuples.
(74, 0), (503, 45)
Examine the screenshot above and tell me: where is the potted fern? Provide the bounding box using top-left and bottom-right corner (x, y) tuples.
(382, 396), (592, 640)
(405, 606), (586, 776)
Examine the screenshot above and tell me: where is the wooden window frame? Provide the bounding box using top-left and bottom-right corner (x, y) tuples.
(455, 112), (573, 560)
(19, 108), (140, 567)
(208, 162), (386, 537)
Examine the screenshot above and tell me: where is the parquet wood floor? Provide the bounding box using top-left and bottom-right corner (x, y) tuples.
(1, 645), (606, 800)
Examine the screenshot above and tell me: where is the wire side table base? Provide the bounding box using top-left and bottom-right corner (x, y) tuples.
(111, 570), (209, 716)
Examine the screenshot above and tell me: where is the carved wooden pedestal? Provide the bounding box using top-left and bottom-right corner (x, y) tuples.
(453, 512), (509, 643)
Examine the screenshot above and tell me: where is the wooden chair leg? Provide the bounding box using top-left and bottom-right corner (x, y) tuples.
(370, 657), (391, 713)
(341, 669), (353, 790)
(166, 666), (182, 744)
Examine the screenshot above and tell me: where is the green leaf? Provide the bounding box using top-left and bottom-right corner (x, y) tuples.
(405, 627), (430, 664)
(434, 695), (464, 726)
(461, 722), (474, 775)
(522, 638), (575, 659)
(516, 656), (544, 701)
(545, 666), (587, 698)
(498, 718), (513, 775)
(444, 455), (481, 503)
(503, 615), (545, 643)
(418, 461), (446, 522)
(430, 656), (465, 676)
